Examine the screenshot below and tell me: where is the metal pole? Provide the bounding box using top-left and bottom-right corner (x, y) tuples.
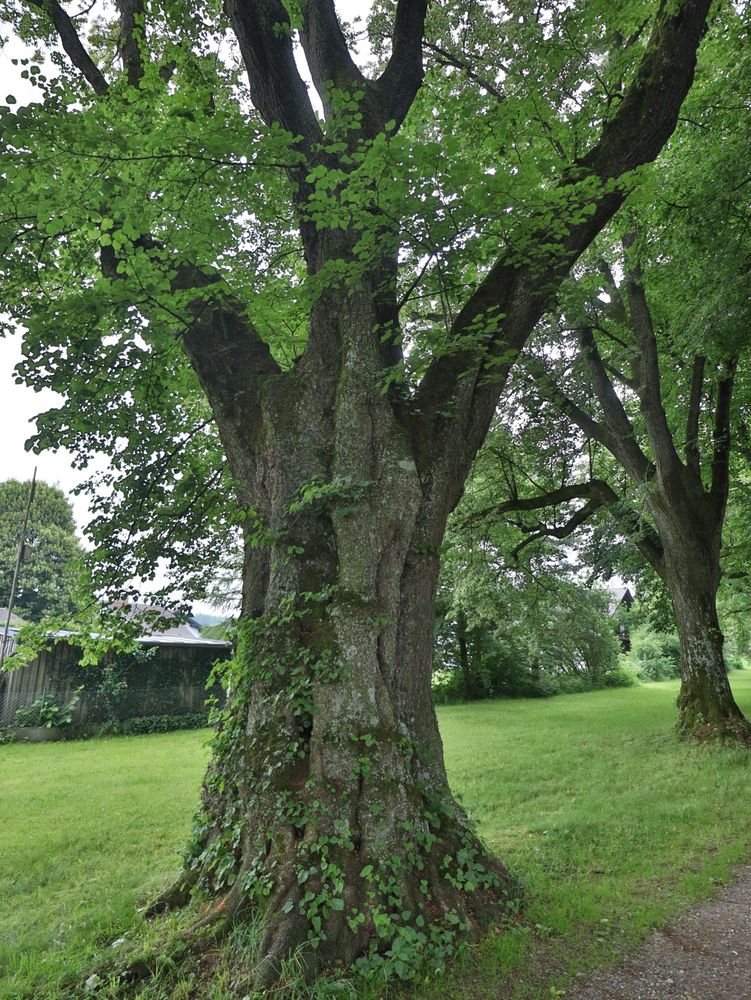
(0, 467), (37, 672)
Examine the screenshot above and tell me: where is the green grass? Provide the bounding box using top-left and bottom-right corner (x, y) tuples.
(0, 731), (210, 999)
(2, 675), (751, 999)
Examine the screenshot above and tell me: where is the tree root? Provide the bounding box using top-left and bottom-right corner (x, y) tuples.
(93, 893), (242, 996)
(678, 714), (751, 746)
(144, 868), (200, 918)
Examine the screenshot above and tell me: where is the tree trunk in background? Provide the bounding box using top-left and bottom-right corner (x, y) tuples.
(456, 609), (478, 701)
(654, 493), (750, 742)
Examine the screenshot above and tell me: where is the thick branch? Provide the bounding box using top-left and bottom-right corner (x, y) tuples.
(117, 0), (146, 88)
(413, 0), (712, 484)
(225, 0), (322, 149)
(597, 259), (629, 326)
(300, 0), (365, 112)
(462, 479), (619, 535)
(510, 497), (607, 560)
(28, 0), (109, 95)
(520, 354), (655, 485)
(41, 0), (282, 458)
(579, 327), (653, 482)
(475, 474), (664, 572)
(710, 357), (737, 507)
(685, 355), (705, 480)
(621, 238), (684, 477)
(376, 0), (429, 127)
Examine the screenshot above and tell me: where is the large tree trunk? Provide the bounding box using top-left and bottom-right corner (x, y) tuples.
(655, 494), (750, 742)
(177, 288), (515, 988)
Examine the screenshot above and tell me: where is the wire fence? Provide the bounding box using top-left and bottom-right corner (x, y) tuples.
(0, 684), (219, 731)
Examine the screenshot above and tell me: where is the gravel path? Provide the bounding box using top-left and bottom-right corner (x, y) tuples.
(570, 865), (751, 999)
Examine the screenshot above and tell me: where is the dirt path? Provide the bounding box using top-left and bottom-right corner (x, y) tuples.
(570, 865), (751, 999)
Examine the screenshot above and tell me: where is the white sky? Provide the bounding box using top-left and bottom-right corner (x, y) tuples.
(0, 335), (94, 528)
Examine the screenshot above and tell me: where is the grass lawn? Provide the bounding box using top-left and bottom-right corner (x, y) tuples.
(2, 674), (751, 998)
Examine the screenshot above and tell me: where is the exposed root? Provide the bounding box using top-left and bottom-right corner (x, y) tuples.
(185, 885), (248, 941)
(145, 868), (200, 918)
(678, 713), (751, 746)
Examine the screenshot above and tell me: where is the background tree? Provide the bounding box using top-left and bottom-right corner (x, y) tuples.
(483, 26), (751, 737)
(434, 447), (625, 701)
(0, 0), (715, 987)
(0, 479), (83, 623)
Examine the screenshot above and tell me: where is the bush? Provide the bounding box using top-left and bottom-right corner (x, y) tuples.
(14, 690), (81, 728)
(625, 627), (682, 680)
(97, 712), (209, 736)
(431, 669), (465, 705)
(601, 665), (639, 688)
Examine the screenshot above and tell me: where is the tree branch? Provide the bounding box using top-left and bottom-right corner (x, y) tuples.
(509, 498), (606, 561)
(472, 472), (664, 573)
(35, 0), (284, 482)
(579, 326), (653, 482)
(465, 478), (620, 523)
(225, 0), (322, 150)
(27, 0), (109, 95)
(423, 41), (505, 103)
(117, 0), (145, 88)
(521, 353), (655, 485)
(710, 357), (737, 507)
(621, 236), (684, 478)
(376, 0), (429, 127)
(299, 0), (365, 114)
(685, 354), (705, 480)
(596, 258), (629, 326)
(412, 0), (712, 492)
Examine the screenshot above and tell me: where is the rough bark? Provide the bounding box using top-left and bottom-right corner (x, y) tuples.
(653, 501), (750, 742)
(180, 286), (514, 988)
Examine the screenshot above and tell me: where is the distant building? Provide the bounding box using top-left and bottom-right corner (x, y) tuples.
(606, 585), (634, 651)
(0, 604), (231, 729)
(0, 607), (27, 661)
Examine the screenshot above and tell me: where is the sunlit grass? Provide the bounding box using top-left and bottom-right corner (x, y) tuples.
(2, 674), (751, 998)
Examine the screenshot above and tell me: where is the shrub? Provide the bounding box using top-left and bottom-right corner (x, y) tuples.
(97, 712), (209, 736)
(430, 669), (465, 705)
(625, 627), (682, 680)
(601, 665), (639, 688)
(14, 689), (81, 728)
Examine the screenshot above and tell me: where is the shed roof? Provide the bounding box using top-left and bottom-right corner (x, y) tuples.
(111, 602), (230, 649)
(0, 608), (28, 629)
